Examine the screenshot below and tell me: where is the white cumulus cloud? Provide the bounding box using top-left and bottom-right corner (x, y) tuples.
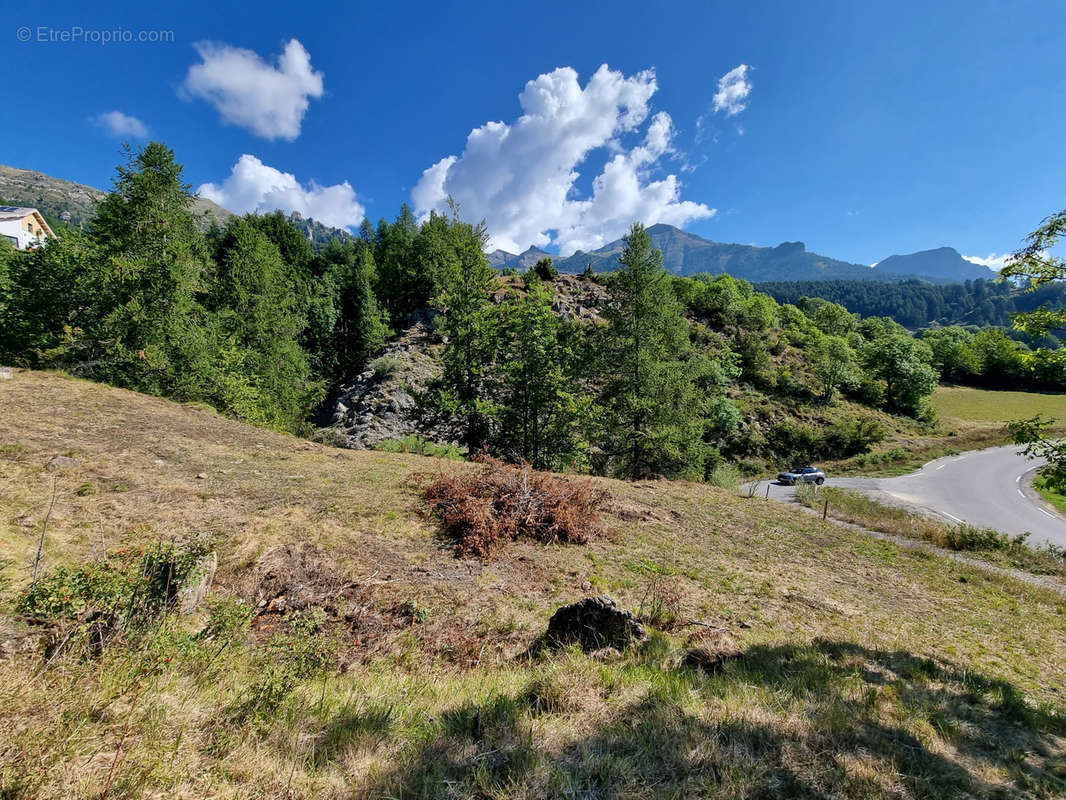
(198, 155), (365, 230)
(182, 39), (323, 141)
(91, 110), (149, 138)
(713, 64), (752, 116)
(963, 253), (1012, 271)
(413, 64), (715, 256)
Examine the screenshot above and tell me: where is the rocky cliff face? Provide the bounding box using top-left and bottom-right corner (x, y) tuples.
(320, 275), (609, 450)
(322, 316), (445, 450)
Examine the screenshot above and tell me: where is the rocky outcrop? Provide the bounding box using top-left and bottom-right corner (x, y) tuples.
(321, 316), (447, 450)
(545, 595), (646, 651)
(321, 277), (608, 451)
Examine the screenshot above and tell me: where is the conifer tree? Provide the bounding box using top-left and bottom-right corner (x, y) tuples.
(91, 142), (211, 395)
(494, 278), (590, 470)
(433, 214), (498, 452)
(596, 223), (710, 479)
(207, 218), (321, 429)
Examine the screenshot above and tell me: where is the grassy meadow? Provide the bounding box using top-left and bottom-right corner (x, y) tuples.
(931, 385), (1065, 424)
(1, 371), (1065, 799)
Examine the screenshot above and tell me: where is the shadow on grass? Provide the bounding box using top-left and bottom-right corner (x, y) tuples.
(353, 639), (1065, 799)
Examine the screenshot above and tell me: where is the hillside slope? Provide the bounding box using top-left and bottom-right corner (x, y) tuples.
(0, 164), (232, 228)
(1, 371), (1064, 799)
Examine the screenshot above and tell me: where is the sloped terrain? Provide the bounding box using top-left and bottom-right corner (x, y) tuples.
(0, 164), (231, 228)
(1, 371), (1064, 799)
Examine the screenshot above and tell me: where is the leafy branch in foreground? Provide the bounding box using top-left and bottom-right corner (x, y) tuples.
(1008, 415), (1066, 493)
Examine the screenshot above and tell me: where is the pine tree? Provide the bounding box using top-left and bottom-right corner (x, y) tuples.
(596, 223), (710, 479)
(91, 142), (211, 395)
(207, 218), (322, 429)
(433, 214), (499, 452)
(337, 246), (388, 374)
(494, 278), (590, 470)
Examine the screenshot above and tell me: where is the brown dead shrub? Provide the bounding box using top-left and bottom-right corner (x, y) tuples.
(416, 458), (609, 558)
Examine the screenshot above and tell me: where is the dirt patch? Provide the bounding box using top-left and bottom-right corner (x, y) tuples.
(243, 543), (409, 662)
(604, 500), (682, 524)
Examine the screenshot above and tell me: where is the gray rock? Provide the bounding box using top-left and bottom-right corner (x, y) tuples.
(46, 455), (79, 471)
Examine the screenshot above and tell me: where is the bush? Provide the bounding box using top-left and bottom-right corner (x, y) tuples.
(18, 538), (213, 626)
(824, 416), (886, 458)
(370, 355), (400, 379)
(707, 462), (741, 489)
(530, 257), (558, 282)
(417, 458), (609, 557)
(942, 525), (1027, 553)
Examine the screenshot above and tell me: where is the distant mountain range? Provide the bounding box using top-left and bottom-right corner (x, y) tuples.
(489, 223), (998, 284)
(872, 247), (996, 282)
(3, 163), (997, 285)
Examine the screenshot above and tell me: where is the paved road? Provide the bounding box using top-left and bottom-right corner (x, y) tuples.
(757, 446), (1066, 550)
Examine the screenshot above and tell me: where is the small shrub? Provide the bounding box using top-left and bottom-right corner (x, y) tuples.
(400, 598), (430, 624)
(707, 463), (741, 489)
(417, 458), (609, 558)
(941, 525), (1027, 553)
(74, 482), (95, 496)
(200, 596), (255, 642)
(530, 256), (558, 281)
(17, 538), (213, 627)
(370, 355), (401, 380)
(637, 569), (684, 631)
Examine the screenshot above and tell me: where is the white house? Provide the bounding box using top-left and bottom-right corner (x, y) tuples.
(0, 206), (56, 250)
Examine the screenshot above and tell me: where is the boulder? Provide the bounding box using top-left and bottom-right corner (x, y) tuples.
(545, 595), (646, 651)
(46, 455), (79, 471)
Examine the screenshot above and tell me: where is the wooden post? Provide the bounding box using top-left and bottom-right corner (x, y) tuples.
(765, 484), (770, 500)
(822, 499), (828, 520)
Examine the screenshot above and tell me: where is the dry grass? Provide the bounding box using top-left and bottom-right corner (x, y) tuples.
(1, 371), (1065, 798)
(794, 484), (1066, 578)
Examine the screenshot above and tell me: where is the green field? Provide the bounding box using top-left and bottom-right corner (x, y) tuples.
(932, 385), (1066, 424)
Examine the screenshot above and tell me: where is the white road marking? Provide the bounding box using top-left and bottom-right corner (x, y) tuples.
(1016, 475), (1022, 484)
(1040, 509), (1057, 519)
(942, 512), (963, 523)
(935, 464), (946, 470)
(1018, 489), (1026, 498)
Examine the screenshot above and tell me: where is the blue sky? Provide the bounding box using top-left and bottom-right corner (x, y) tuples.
(5, 0), (1065, 267)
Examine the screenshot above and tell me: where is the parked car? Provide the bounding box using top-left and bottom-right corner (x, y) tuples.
(777, 466), (826, 485)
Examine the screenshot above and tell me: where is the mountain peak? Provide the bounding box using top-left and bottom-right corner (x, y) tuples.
(874, 246), (994, 281)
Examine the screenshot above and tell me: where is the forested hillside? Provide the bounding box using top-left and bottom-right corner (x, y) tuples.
(758, 278), (1066, 337)
(2, 142), (1064, 479)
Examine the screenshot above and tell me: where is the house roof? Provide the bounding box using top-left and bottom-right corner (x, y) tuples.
(0, 206), (39, 220)
(0, 206), (56, 237)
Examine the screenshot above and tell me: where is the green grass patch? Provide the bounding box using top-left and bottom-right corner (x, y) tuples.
(1035, 474), (1066, 518)
(932, 385), (1065, 424)
(375, 434), (465, 460)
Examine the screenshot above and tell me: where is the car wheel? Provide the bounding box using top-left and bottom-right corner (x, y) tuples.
(815, 477), (825, 486)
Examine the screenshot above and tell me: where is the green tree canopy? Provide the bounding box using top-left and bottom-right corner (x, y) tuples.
(596, 223), (713, 479)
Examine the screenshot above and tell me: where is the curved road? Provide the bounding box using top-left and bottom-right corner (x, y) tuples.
(762, 446), (1066, 550)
